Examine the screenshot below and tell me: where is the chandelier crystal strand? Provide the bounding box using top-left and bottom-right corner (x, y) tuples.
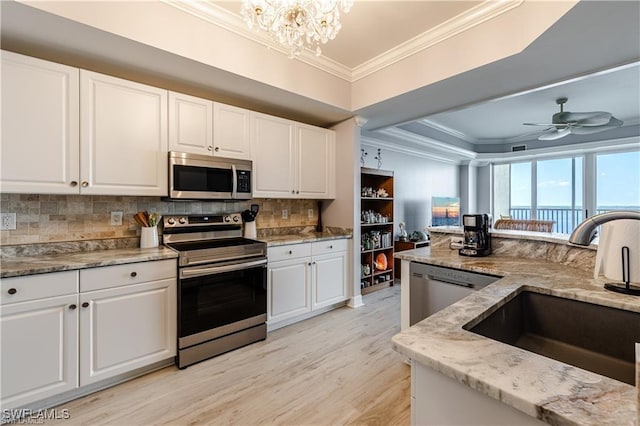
(242, 0), (353, 58)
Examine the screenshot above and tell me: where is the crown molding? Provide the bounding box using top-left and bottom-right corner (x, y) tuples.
(162, 0), (523, 84)
(351, 0), (524, 82)
(376, 127), (477, 160)
(476, 136), (640, 163)
(360, 136), (461, 165)
(161, 0), (353, 81)
(417, 119), (476, 143)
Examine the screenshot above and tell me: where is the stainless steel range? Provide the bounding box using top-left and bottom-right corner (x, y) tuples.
(163, 213), (267, 368)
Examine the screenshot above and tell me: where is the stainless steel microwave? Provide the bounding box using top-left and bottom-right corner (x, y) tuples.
(168, 152), (252, 200)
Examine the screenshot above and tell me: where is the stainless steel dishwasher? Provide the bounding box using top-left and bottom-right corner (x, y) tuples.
(409, 263), (500, 326)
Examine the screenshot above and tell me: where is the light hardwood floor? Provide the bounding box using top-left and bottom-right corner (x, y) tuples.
(47, 285), (410, 425)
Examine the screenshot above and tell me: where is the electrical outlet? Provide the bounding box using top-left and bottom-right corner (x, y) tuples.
(1, 213), (17, 230)
(282, 209), (288, 219)
(450, 236), (464, 249)
(110, 211), (123, 226)
(308, 209), (314, 218)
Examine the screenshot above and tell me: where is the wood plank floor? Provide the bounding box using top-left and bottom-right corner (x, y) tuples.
(47, 285), (410, 425)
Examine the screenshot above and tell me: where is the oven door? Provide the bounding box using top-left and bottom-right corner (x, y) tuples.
(178, 258), (267, 349)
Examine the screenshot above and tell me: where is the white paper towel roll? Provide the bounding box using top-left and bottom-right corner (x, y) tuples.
(594, 219), (640, 284)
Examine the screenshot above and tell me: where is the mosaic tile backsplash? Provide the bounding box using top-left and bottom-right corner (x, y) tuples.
(0, 194), (319, 245)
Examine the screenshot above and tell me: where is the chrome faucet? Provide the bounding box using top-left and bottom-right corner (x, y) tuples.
(569, 211), (640, 245)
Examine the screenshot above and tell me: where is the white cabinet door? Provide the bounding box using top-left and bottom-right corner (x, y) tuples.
(79, 278), (176, 386)
(1, 51), (80, 194)
(251, 113), (296, 198)
(169, 92), (213, 155)
(80, 70), (168, 196)
(297, 125), (335, 199)
(268, 258), (311, 324)
(0, 294), (79, 409)
(213, 102), (251, 160)
(312, 251), (347, 310)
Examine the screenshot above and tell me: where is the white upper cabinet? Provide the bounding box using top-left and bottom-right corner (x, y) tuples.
(252, 112), (297, 198)
(251, 113), (335, 199)
(1, 51), (80, 194)
(213, 102), (252, 160)
(80, 70), (168, 196)
(169, 94), (251, 160)
(297, 124), (335, 199)
(169, 92), (213, 154)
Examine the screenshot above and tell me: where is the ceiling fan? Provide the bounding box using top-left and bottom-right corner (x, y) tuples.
(523, 97), (623, 140)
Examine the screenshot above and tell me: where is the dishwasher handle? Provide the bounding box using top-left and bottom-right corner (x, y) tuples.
(411, 272), (474, 288)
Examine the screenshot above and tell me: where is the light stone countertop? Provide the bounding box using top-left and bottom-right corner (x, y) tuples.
(393, 247), (639, 425)
(0, 247), (178, 278)
(259, 232), (352, 247)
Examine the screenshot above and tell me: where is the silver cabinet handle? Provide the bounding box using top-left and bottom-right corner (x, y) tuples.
(214, 147), (220, 152)
(208, 146), (213, 151)
(81, 181), (89, 188)
(70, 181), (78, 187)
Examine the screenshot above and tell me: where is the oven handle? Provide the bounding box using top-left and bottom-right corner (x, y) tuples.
(180, 258), (267, 278)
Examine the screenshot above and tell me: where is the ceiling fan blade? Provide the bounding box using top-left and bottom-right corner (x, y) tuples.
(523, 122), (570, 128)
(538, 128), (571, 140)
(559, 111), (612, 126)
(570, 117), (624, 135)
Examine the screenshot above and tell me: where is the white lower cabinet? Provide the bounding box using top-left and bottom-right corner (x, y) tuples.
(1, 293), (79, 409)
(268, 258), (311, 323)
(267, 239), (348, 329)
(79, 278), (176, 386)
(0, 259), (176, 411)
(0, 271), (79, 410)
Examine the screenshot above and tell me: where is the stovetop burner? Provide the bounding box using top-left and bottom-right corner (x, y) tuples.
(165, 237), (259, 252)
(163, 214), (266, 267)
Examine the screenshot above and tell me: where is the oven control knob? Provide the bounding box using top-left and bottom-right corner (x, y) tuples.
(232, 216), (239, 223)
(179, 218), (187, 224)
(224, 216), (231, 223)
(167, 218), (176, 225)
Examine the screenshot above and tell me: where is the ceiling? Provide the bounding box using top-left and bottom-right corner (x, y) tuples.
(2, 0), (639, 157)
(209, 1), (640, 152)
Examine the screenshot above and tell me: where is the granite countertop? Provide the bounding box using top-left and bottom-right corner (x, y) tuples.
(393, 247), (639, 425)
(259, 231), (352, 247)
(0, 247), (178, 278)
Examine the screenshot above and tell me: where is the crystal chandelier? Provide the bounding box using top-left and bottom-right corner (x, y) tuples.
(241, 0), (353, 58)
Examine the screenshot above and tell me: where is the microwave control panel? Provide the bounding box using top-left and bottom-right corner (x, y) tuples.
(237, 170), (251, 193)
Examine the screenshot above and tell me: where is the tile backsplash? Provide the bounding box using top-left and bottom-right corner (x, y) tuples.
(0, 194), (319, 245)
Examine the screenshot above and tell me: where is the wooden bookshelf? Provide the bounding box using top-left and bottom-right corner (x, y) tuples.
(360, 167), (394, 295)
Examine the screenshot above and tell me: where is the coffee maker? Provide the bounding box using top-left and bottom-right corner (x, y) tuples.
(459, 214), (492, 257)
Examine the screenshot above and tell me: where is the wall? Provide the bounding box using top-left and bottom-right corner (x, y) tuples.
(361, 144), (459, 235)
(0, 194), (318, 245)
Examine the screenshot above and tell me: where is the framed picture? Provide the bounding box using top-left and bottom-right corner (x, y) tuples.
(432, 197), (460, 226)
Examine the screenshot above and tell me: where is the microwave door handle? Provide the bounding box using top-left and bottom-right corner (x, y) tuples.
(231, 164), (238, 199)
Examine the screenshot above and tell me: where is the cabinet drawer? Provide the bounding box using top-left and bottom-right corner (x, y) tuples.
(1, 270), (79, 305)
(311, 239), (348, 256)
(268, 243), (312, 262)
(80, 259), (176, 292)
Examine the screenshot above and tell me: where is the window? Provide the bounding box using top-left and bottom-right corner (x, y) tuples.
(536, 157), (583, 233)
(596, 151), (640, 213)
(492, 149), (638, 234)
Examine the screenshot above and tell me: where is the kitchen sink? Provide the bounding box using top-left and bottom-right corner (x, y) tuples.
(464, 291), (640, 385)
